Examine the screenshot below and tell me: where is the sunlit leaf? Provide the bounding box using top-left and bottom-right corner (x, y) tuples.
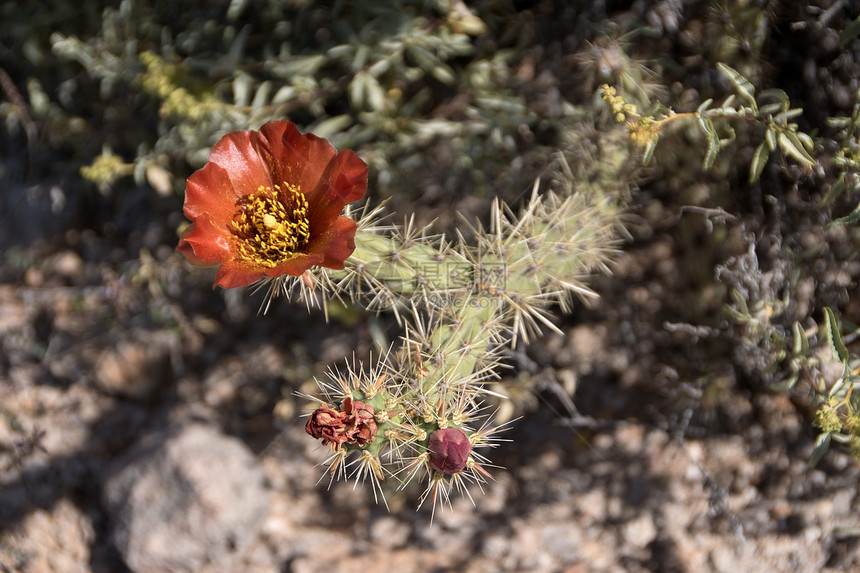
(642, 138), (657, 165)
(730, 288), (749, 316)
(717, 63), (757, 113)
(749, 141), (769, 183)
(251, 80), (272, 110)
(824, 199), (860, 230)
(796, 131), (814, 151)
(824, 307), (849, 363)
(792, 321), (809, 356)
(701, 117), (719, 169)
(777, 131), (815, 167)
(818, 174), (846, 207)
(775, 108), (803, 123)
(310, 115), (354, 139)
(233, 73), (253, 107)
(808, 432), (831, 468)
(765, 127), (777, 152)
(696, 98), (713, 113)
(349, 72), (367, 109)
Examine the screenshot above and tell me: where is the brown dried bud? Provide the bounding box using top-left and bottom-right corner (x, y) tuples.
(427, 427), (471, 474)
(343, 397), (378, 446)
(305, 405), (349, 448)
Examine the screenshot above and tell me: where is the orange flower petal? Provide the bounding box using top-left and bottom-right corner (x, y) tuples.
(307, 216), (357, 270)
(178, 224), (219, 268)
(207, 130), (274, 197)
(184, 162), (241, 222)
(260, 121), (337, 201)
(213, 260), (267, 289)
(305, 150), (368, 233)
(264, 251), (325, 279)
(179, 217), (232, 265)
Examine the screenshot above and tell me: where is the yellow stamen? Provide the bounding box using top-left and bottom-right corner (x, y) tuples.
(230, 182), (310, 267)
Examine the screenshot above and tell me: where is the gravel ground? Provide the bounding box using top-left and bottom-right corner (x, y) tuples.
(2, 223), (860, 573)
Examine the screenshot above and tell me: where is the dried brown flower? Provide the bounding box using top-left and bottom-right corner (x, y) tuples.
(343, 397), (378, 446)
(305, 405), (349, 448)
(306, 398), (378, 449)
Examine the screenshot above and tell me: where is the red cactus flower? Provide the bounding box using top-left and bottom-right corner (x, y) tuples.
(427, 427), (471, 474)
(179, 120), (368, 289)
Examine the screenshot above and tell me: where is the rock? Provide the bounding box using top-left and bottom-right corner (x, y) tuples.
(369, 516), (411, 549)
(622, 513), (658, 549)
(0, 499), (93, 573)
(102, 424), (269, 573)
(93, 329), (174, 401)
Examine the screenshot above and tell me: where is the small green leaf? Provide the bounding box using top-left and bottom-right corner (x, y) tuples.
(348, 72), (367, 109)
(723, 305), (749, 324)
(824, 307), (849, 363)
(777, 370), (800, 391)
(309, 115), (353, 139)
(796, 131), (814, 151)
(818, 174), (847, 207)
(409, 45), (438, 73)
(272, 54), (326, 77)
(792, 321), (809, 356)
(824, 200), (860, 230)
(759, 88), (790, 106)
(765, 127), (777, 152)
(775, 108), (804, 123)
(431, 63), (456, 85)
(232, 73), (253, 107)
(759, 103), (783, 116)
(642, 138), (658, 165)
(717, 63), (757, 113)
(749, 141), (769, 183)
(730, 288), (749, 315)
(839, 15), (860, 49)
(696, 98), (713, 114)
(251, 80), (272, 110)
(808, 432), (831, 468)
(363, 73), (387, 111)
(701, 117), (719, 169)
(777, 131), (815, 167)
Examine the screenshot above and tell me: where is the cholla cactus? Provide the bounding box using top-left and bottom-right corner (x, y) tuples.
(180, 120), (623, 513)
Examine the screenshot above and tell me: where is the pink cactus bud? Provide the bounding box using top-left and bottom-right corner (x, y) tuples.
(427, 427), (471, 474)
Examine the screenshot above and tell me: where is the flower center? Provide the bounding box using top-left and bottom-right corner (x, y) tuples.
(231, 183), (310, 267)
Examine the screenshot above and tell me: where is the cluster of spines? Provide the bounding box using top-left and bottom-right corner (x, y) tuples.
(295, 181), (621, 510)
(303, 338), (507, 516)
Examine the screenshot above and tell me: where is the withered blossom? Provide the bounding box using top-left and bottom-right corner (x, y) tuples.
(342, 397), (378, 446)
(305, 405), (350, 448)
(305, 397), (378, 449)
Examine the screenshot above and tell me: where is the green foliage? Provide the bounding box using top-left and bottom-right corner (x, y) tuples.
(599, 14), (860, 467)
(604, 64), (815, 178)
(822, 91), (860, 229)
(807, 308), (860, 467)
(1, 0), (567, 207)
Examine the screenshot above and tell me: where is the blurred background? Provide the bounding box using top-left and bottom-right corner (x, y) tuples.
(3, 1), (860, 571)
